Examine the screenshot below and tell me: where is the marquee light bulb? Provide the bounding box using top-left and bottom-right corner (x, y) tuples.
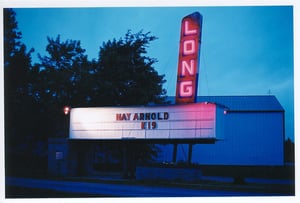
(64, 106), (70, 115)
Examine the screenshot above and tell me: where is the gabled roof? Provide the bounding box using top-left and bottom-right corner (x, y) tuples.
(166, 95), (284, 111)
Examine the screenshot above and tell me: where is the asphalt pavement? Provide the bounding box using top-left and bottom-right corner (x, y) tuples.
(5, 176), (290, 197)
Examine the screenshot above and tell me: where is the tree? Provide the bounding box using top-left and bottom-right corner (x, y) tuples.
(4, 8), (35, 145)
(4, 8), (43, 176)
(4, 9), (34, 97)
(4, 8), (22, 68)
(97, 30), (167, 106)
(31, 35), (93, 138)
(284, 138), (294, 163)
(4, 8), (32, 101)
(34, 35), (91, 106)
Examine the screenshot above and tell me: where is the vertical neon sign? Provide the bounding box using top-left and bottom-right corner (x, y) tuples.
(176, 12), (202, 104)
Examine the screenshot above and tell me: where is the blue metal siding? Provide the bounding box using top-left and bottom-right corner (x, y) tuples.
(166, 95), (284, 111)
(159, 95), (285, 166)
(197, 95), (284, 111)
(192, 111), (284, 165)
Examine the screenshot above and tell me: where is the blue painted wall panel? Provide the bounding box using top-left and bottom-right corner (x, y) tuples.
(192, 111), (284, 165)
(156, 111), (284, 166)
(152, 96), (284, 166)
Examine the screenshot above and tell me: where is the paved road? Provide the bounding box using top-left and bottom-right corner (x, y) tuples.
(6, 177), (276, 197)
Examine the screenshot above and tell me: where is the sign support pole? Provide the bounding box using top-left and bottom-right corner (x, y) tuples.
(172, 143), (178, 163)
(188, 143), (193, 165)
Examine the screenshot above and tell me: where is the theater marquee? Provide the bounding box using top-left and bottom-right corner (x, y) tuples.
(69, 102), (216, 140)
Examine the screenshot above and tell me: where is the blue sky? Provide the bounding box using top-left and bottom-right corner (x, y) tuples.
(13, 6), (294, 140)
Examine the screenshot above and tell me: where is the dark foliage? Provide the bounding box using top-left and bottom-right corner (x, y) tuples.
(4, 8), (167, 176)
(284, 138), (294, 163)
(4, 8), (36, 155)
(97, 30), (167, 106)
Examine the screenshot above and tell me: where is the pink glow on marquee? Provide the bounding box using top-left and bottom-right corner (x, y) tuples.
(176, 12), (202, 104)
(69, 102), (216, 140)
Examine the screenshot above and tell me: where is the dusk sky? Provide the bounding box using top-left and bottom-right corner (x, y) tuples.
(7, 5), (295, 141)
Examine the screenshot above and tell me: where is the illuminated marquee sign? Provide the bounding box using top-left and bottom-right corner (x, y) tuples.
(69, 102), (216, 140)
(176, 12), (202, 104)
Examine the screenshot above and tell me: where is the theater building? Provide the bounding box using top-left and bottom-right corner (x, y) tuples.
(48, 12), (285, 177)
(157, 95), (285, 166)
(48, 94), (285, 177)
